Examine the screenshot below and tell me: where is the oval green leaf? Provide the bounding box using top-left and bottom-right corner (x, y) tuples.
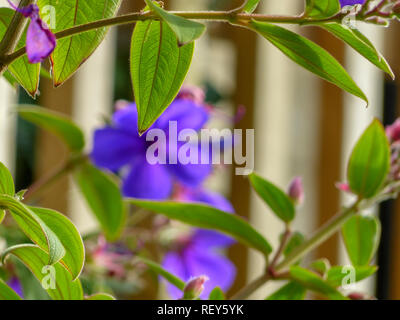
(209, 287), (225, 300)
(37, 0), (122, 86)
(17, 105), (85, 152)
(0, 8), (40, 97)
(342, 215), (381, 266)
(249, 21), (368, 104)
(249, 173), (295, 222)
(130, 200), (272, 257)
(0, 195), (65, 265)
(304, 0), (341, 18)
(290, 266), (348, 300)
(28, 206), (85, 280)
(347, 119), (390, 199)
(74, 162), (126, 241)
(131, 19), (194, 134)
(320, 23), (394, 78)
(266, 281), (307, 300)
(145, 0), (205, 45)
(327, 265), (377, 287)
(2, 245), (83, 300)
(0, 161), (14, 196)
(243, 0), (261, 13)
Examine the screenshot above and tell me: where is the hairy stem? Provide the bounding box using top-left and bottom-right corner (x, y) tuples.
(0, 0), (35, 76)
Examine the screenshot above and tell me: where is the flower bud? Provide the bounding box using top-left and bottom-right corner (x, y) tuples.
(386, 118), (400, 143)
(183, 275), (209, 300)
(336, 182), (351, 193)
(288, 177), (304, 205)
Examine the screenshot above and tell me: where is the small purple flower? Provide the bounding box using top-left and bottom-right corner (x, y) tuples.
(340, 0), (366, 7)
(163, 188), (236, 300)
(91, 98), (212, 200)
(7, 277), (23, 298)
(7, 1), (56, 63)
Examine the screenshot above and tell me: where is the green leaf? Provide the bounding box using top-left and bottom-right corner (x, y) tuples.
(249, 173), (295, 222)
(17, 105), (85, 152)
(2, 245), (83, 300)
(266, 281), (307, 300)
(86, 293), (115, 300)
(0, 161), (14, 196)
(0, 278), (22, 300)
(37, 0), (122, 86)
(130, 200), (272, 257)
(74, 162), (126, 241)
(290, 266), (348, 300)
(320, 23), (394, 78)
(0, 195), (65, 265)
(209, 287), (225, 300)
(327, 265), (377, 287)
(250, 21), (368, 104)
(145, 0), (205, 45)
(0, 8), (40, 97)
(131, 20), (194, 134)
(243, 0), (261, 13)
(347, 119), (390, 198)
(304, 0), (341, 18)
(310, 258), (331, 276)
(342, 215), (381, 266)
(28, 206), (85, 280)
(283, 232), (305, 257)
(138, 256), (185, 291)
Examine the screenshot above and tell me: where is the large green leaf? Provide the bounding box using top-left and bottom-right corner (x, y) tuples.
(327, 265), (377, 287)
(290, 266), (348, 300)
(85, 293), (115, 300)
(0, 161), (14, 196)
(266, 281), (307, 300)
(28, 206), (85, 280)
(37, 0), (122, 86)
(0, 279), (22, 300)
(249, 173), (295, 222)
(0, 195), (65, 265)
(17, 105), (85, 152)
(2, 245), (83, 300)
(0, 8), (40, 97)
(304, 0), (341, 18)
(74, 162), (126, 241)
(131, 19), (194, 134)
(347, 119), (390, 199)
(138, 256), (185, 291)
(130, 200), (272, 257)
(243, 0), (261, 13)
(342, 215), (381, 266)
(145, 0), (205, 45)
(250, 21), (368, 104)
(320, 23), (394, 78)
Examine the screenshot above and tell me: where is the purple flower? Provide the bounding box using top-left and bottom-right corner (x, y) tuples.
(340, 0), (366, 7)
(7, 277), (23, 298)
(7, 1), (56, 63)
(163, 188), (236, 299)
(91, 98), (212, 200)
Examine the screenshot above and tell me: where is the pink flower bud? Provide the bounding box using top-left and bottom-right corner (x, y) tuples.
(183, 275), (209, 300)
(336, 182), (351, 193)
(177, 85), (205, 105)
(386, 119), (400, 143)
(288, 177), (304, 205)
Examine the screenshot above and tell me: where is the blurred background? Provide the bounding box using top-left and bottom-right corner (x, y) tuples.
(1, 0), (400, 299)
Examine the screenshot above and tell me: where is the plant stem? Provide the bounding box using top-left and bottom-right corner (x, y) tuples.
(0, 0), (35, 76)
(231, 199), (361, 300)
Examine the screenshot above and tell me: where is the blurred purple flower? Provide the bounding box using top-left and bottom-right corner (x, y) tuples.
(91, 98), (211, 200)
(340, 0), (366, 6)
(162, 188), (236, 299)
(7, 277), (23, 298)
(7, 1), (56, 63)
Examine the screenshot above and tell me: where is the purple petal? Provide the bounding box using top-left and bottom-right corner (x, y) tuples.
(191, 229), (235, 249)
(154, 99), (209, 132)
(26, 18), (56, 63)
(91, 128), (143, 171)
(7, 277), (23, 298)
(113, 104), (141, 135)
(162, 252), (189, 300)
(122, 156), (172, 200)
(339, 0), (365, 6)
(185, 189), (234, 213)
